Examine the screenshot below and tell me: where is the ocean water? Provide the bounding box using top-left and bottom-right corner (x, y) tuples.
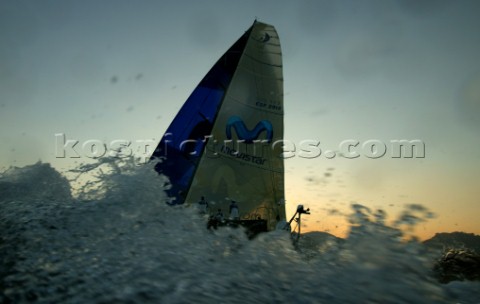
(1, 159), (478, 303)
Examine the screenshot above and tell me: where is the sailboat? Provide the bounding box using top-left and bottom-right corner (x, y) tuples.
(150, 21), (286, 235)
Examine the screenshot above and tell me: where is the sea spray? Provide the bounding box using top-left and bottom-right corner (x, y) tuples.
(1, 159), (478, 303)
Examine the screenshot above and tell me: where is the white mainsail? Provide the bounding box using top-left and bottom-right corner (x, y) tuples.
(152, 21), (285, 231)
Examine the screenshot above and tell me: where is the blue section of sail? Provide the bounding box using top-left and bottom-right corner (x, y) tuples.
(151, 27), (252, 204)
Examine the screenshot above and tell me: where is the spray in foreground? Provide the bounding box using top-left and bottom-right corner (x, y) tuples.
(0, 159), (479, 303)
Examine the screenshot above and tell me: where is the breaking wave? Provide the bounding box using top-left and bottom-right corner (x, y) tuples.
(0, 159), (478, 303)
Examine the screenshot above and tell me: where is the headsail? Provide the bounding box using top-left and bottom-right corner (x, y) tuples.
(151, 21), (285, 230)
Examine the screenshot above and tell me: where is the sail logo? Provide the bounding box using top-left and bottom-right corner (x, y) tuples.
(225, 116), (273, 143)
(254, 32), (271, 43)
(261, 32), (270, 42)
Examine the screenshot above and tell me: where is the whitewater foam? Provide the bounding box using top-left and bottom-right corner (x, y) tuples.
(0, 159), (478, 303)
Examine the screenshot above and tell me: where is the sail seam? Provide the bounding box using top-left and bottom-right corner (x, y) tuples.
(238, 65), (284, 80)
(243, 53), (282, 67)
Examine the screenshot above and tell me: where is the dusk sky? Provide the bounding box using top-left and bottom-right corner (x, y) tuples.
(1, 0), (479, 239)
